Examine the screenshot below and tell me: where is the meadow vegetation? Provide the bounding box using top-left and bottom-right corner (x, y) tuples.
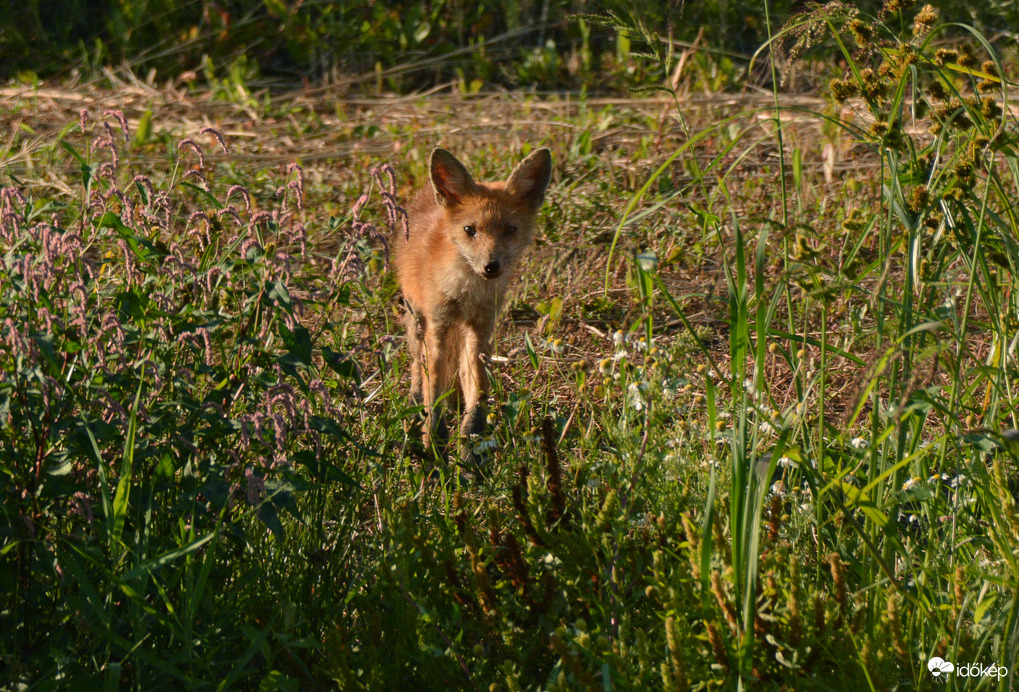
(2, 1), (1019, 690)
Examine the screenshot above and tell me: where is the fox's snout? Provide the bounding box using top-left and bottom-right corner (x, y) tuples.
(464, 251), (503, 279)
(482, 260), (501, 278)
(459, 235), (509, 279)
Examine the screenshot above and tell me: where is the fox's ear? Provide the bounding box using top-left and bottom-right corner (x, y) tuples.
(506, 148), (552, 210)
(429, 148), (475, 208)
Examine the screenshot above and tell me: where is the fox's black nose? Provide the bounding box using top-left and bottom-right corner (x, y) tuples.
(483, 261), (501, 278)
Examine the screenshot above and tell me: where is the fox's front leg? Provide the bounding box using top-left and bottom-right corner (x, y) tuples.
(404, 307), (423, 403)
(421, 320), (451, 449)
(458, 318), (495, 444)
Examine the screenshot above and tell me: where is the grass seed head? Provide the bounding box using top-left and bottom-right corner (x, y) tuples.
(933, 48), (958, 67)
(711, 570), (738, 630)
(705, 622), (730, 674)
(848, 18), (872, 47)
(907, 185), (929, 214)
(981, 96), (1002, 120)
(858, 68), (886, 102)
(883, 0), (916, 13)
(813, 593), (826, 634)
(665, 616), (688, 688)
(978, 78), (998, 94)
(886, 592), (909, 662)
(829, 78), (857, 105)
(957, 45), (978, 68)
(788, 555), (802, 645)
(912, 4), (937, 35)
(953, 565), (965, 619)
(829, 553), (848, 626)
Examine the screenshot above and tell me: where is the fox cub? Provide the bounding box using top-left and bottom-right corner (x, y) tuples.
(394, 147), (552, 454)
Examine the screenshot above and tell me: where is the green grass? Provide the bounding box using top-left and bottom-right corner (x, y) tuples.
(3, 4), (1019, 690)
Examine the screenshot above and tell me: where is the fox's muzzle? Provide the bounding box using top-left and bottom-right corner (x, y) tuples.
(482, 260), (502, 279)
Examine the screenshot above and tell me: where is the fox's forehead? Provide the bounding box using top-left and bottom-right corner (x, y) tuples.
(451, 190), (531, 226)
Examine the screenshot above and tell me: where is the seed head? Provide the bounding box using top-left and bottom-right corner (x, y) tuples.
(848, 18), (872, 47)
(103, 109), (130, 142)
(200, 126), (228, 153)
(934, 48), (958, 67)
(907, 185), (929, 214)
(981, 95), (1002, 120)
(829, 77), (857, 105)
(176, 138), (205, 169)
(884, 0), (916, 12)
(912, 4), (937, 35)
(858, 68), (885, 102)
(957, 45), (977, 69)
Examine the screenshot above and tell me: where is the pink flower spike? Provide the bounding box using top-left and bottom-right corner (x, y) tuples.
(177, 138), (205, 169)
(104, 109), (130, 141)
(200, 126), (229, 153)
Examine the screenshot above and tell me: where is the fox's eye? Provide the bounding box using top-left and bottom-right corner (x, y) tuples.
(505, 225), (517, 236)
(464, 225), (476, 237)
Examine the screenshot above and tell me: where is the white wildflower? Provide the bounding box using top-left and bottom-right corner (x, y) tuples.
(473, 439), (499, 453)
(628, 381), (647, 411)
(902, 476), (922, 491)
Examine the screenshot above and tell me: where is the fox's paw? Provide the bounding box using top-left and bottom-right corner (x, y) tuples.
(459, 438), (480, 466)
(459, 405), (487, 439)
(402, 413), (423, 439)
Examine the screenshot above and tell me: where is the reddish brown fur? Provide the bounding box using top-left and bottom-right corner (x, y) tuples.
(393, 147), (552, 457)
